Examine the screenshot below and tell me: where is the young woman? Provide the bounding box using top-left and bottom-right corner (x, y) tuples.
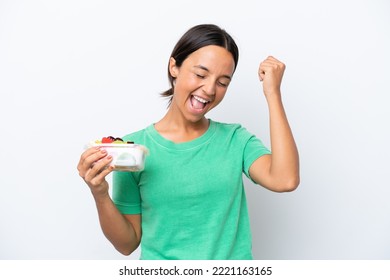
(77, 24), (299, 260)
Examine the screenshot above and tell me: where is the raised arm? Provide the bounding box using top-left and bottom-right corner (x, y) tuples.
(249, 56), (300, 192)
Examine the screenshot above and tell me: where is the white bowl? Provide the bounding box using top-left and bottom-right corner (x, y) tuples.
(92, 143), (148, 172)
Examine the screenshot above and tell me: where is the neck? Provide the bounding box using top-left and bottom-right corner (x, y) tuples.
(154, 107), (209, 143)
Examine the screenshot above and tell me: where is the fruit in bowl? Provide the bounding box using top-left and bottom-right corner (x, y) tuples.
(89, 136), (149, 172)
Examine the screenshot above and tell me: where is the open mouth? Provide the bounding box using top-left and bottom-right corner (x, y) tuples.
(190, 95), (210, 110)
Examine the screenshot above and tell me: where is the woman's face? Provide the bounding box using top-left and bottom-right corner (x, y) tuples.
(169, 45), (235, 123)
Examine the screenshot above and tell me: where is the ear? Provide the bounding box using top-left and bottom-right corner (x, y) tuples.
(169, 57), (179, 78)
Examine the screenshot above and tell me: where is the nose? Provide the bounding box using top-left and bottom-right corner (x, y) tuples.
(202, 80), (216, 96)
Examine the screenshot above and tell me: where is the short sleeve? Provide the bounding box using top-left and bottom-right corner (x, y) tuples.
(242, 135), (271, 181)
(112, 171), (142, 214)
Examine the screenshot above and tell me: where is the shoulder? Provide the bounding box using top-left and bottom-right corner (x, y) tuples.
(211, 120), (252, 140)
(212, 119), (242, 131)
(121, 125), (152, 142)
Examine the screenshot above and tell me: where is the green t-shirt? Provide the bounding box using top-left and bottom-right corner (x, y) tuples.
(112, 119), (271, 260)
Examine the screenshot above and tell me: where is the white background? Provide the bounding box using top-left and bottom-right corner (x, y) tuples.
(0, 0), (389, 259)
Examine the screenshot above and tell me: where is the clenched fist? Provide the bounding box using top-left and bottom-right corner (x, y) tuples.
(258, 56), (286, 97)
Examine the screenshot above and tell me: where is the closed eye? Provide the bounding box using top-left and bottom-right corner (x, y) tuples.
(218, 79), (230, 87)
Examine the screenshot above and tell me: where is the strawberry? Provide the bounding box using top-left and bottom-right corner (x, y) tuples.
(101, 136), (113, 143)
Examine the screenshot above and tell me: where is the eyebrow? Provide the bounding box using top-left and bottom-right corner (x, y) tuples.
(193, 65), (232, 80)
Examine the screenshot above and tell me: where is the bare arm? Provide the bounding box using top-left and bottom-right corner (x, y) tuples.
(77, 147), (141, 255)
(249, 56), (300, 192)
(94, 194), (141, 255)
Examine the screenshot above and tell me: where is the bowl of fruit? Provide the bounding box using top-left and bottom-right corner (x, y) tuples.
(88, 136), (149, 172)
